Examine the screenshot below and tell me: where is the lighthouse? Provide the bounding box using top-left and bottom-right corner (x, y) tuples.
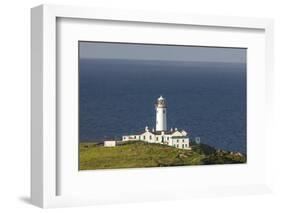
(122, 95), (190, 150)
(155, 96), (167, 131)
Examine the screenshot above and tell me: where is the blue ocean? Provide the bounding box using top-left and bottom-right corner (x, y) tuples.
(79, 59), (246, 154)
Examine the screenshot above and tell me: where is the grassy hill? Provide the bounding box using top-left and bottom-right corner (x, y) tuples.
(79, 141), (246, 170)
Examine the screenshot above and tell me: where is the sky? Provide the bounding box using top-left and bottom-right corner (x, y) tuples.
(79, 41), (246, 64)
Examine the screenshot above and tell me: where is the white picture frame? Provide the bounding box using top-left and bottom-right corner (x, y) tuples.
(31, 4), (274, 208)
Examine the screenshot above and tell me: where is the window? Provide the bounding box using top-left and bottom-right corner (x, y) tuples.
(176, 144), (179, 148)
(182, 144), (184, 148)
(134, 136), (136, 139)
(163, 110), (166, 113)
(185, 144), (187, 147)
(143, 136), (146, 140)
(177, 139), (179, 143)
(156, 137), (158, 141)
(167, 137), (169, 140)
(182, 139), (184, 142)
(149, 135), (152, 140)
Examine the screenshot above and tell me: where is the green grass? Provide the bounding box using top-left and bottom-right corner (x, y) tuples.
(79, 141), (246, 170)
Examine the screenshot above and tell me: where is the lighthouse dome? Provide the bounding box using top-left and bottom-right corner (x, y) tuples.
(158, 95), (164, 101)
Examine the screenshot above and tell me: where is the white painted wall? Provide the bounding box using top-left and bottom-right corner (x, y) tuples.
(171, 138), (190, 149)
(156, 107), (167, 131)
(123, 131), (190, 149)
(1, 0), (281, 212)
(141, 131), (156, 143)
(155, 96), (167, 132)
(104, 141), (116, 147)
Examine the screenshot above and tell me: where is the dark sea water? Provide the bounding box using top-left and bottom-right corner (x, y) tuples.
(79, 59), (246, 154)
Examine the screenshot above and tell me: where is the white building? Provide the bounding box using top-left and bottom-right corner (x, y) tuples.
(122, 96), (191, 150)
(104, 140), (117, 147)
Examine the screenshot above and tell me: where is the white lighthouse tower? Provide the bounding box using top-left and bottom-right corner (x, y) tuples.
(155, 96), (167, 131)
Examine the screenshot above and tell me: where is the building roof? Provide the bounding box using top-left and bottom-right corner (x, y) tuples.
(153, 131), (171, 135)
(147, 130), (187, 135)
(125, 129), (188, 136)
(171, 136), (188, 139)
